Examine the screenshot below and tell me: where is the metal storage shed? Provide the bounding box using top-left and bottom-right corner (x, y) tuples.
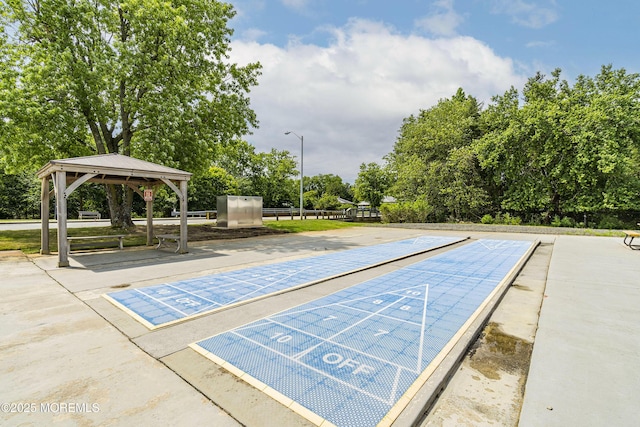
(37, 153), (192, 267)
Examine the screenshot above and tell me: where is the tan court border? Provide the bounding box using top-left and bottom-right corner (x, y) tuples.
(103, 236), (469, 330)
(189, 239), (540, 427)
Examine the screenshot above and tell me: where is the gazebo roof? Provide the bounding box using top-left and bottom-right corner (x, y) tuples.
(37, 153), (191, 184)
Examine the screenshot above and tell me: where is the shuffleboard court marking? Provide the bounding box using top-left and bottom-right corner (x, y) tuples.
(104, 235), (466, 329)
(190, 239), (538, 427)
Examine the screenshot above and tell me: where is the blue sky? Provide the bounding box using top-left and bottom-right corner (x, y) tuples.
(226, 0), (640, 183)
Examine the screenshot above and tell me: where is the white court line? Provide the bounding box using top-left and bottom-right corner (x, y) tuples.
(416, 283), (430, 372)
(226, 265), (315, 304)
(176, 267), (313, 305)
(477, 239), (525, 250)
(411, 236), (434, 245)
(134, 287), (191, 317)
(269, 284), (431, 328)
(292, 297), (408, 361)
(202, 271), (289, 289)
(256, 317), (419, 372)
(227, 330), (397, 405)
(398, 267), (503, 283)
(163, 284), (223, 315)
(333, 303), (424, 328)
(389, 366), (404, 403)
(166, 276), (255, 300)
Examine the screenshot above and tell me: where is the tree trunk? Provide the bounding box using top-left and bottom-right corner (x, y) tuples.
(551, 192), (561, 218)
(105, 184), (134, 228)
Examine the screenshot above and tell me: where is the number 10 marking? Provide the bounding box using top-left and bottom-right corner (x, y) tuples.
(270, 332), (292, 343)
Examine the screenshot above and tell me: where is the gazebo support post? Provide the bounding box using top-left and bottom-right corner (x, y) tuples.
(40, 177), (50, 255)
(146, 191), (154, 246)
(55, 171), (69, 267)
(179, 180), (188, 253)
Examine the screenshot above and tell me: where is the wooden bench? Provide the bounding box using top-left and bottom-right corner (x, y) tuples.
(156, 234), (181, 253)
(623, 231), (640, 250)
(67, 235), (125, 253)
(171, 209), (216, 219)
(78, 210), (101, 220)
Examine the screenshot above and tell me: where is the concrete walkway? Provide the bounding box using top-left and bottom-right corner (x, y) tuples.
(1, 226), (639, 426)
(0, 251), (239, 426)
(518, 235), (640, 427)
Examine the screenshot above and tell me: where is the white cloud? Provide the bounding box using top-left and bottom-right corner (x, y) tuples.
(230, 18), (525, 182)
(415, 0), (464, 37)
(526, 40), (556, 48)
(489, 0), (559, 29)
(238, 27), (268, 42)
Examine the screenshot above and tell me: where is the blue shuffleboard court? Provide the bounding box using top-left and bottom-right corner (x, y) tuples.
(104, 235), (464, 329)
(191, 239), (537, 427)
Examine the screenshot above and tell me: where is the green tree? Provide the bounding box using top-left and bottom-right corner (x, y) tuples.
(476, 66), (640, 220)
(0, 170), (40, 219)
(564, 66), (640, 213)
(305, 174), (353, 200)
(354, 162), (390, 209)
(386, 88), (487, 221)
(211, 139), (256, 179)
(0, 0), (261, 226)
(315, 193), (344, 210)
(304, 174), (353, 209)
(246, 149), (297, 207)
(188, 166), (239, 210)
(438, 146), (489, 220)
(476, 70), (571, 218)
(303, 189), (320, 210)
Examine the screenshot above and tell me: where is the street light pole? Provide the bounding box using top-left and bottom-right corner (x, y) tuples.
(285, 131), (304, 220)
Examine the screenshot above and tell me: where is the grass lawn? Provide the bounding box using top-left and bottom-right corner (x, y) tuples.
(1, 219), (625, 255)
(0, 220), (365, 254)
(0, 227), (148, 254)
(265, 219), (366, 233)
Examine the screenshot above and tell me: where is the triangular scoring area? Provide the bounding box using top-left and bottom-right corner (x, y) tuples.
(325, 281), (432, 374)
(226, 282), (432, 406)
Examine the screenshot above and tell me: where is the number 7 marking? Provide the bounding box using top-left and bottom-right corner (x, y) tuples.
(323, 315), (338, 321)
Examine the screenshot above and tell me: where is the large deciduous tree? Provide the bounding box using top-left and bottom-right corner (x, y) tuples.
(245, 148), (297, 208)
(0, 0), (261, 226)
(476, 66), (640, 220)
(354, 162), (390, 209)
(386, 88), (488, 221)
(188, 166), (239, 210)
(304, 173), (353, 209)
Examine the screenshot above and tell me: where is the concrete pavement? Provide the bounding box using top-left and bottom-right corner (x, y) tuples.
(1, 225), (639, 426)
(518, 236), (640, 427)
(0, 250), (239, 426)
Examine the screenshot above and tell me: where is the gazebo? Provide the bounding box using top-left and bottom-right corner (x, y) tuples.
(37, 153), (192, 267)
